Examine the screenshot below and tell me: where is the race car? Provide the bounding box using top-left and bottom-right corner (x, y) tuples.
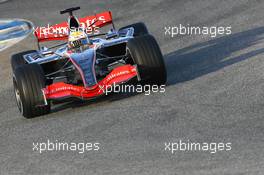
(11, 7), (167, 118)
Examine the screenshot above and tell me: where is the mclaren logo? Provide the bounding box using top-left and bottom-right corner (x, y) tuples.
(106, 68), (136, 82)
(49, 86), (80, 94)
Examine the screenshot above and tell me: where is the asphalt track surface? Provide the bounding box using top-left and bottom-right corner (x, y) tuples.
(1, 0), (264, 174)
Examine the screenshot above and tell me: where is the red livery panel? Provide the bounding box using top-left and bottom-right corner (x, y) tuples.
(34, 11), (113, 42)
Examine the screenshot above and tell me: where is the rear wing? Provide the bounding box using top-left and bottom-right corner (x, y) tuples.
(34, 11), (113, 43)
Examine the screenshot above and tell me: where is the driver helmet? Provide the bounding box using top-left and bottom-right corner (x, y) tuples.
(68, 30), (90, 49)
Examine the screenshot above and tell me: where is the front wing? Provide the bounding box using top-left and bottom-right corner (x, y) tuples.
(43, 65), (138, 100)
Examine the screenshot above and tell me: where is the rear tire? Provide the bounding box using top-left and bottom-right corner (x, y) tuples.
(119, 22), (148, 37)
(127, 34), (167, 85)
(11, 50), (36, 71)
(13, 64), (50, 118)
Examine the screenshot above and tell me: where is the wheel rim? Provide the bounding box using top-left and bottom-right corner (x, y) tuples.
(13, 78), (23, 114)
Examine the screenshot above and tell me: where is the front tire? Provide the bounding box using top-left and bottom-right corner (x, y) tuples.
(11, 50), (36, 71)
(119, 22), (149, 37)
(13, 64), (50, 118)
(127, 34), (167, 85)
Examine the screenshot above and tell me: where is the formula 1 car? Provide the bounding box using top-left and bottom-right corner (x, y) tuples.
(11, 7), (167, 118)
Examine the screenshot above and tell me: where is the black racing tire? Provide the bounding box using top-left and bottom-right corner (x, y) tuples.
(119, 22), (149, 37)
(127, 34), (167, 85)
(11, 50), (36, 71)
(13, 63), (50, 118)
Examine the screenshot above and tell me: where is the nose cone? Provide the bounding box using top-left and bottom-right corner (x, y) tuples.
(0, 19), (33, 52)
